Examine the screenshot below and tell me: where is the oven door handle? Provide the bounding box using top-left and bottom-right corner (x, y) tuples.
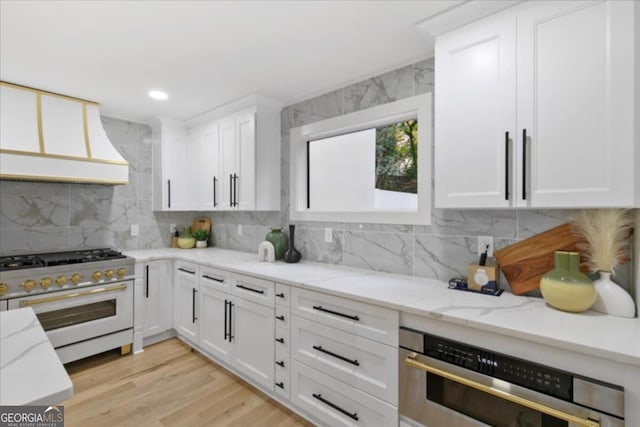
(405, 355), (600, 427)
(19, 283), (128, 307)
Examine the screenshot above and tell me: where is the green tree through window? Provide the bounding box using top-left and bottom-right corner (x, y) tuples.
(375, 119), (418, 194)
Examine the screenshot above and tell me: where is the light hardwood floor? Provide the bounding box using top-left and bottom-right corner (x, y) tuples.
(63, 338), (315, 427)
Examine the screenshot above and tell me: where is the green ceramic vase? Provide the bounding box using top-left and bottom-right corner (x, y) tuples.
(539, 251), (596, 313)
(265, 227), (288, 260)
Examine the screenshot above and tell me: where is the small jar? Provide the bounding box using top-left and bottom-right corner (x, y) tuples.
(540, 251), (596, 313)
(265, 227), (288, 260)
(177, 226), (196, 249)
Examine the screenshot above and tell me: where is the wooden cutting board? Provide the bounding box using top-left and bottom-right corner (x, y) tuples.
(494, 223), (587, 295)
(191, 217), (211, 235)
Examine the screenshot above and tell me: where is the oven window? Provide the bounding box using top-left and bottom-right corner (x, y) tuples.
(427, 374), (567, 427)
(36, 299), (117, 331)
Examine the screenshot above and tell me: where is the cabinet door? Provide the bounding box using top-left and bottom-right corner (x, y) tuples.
(516, 0), (635, 207)
(235, 111), (256, 211)
(190, 123), (222, 211)
(162, 127), (190, 211)
(219, 118), (236, 210)
(142, 260), (171, 338)
(174, 266), (198, 342)
(230, 297), (275, 390)
(434, 12), (516, 208)
(199, 285), (232, 362)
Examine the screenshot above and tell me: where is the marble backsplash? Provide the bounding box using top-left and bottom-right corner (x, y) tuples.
(0, 58), (634, 298)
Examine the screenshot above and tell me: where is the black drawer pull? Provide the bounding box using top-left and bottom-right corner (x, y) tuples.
(276, 315), (285, 321)
(275, 337), (285, 344)
(276, 292), (285, 298)
(236, 284), (264, 294)
(276, 360), (285, 367)
(312, 305), (359, 321)
(275, 382), (284, 389)
(313, 345), (359, 366)
(178, 268), (195, 275)
(312, 393), (358, 421)
(202, 274), (224, 283)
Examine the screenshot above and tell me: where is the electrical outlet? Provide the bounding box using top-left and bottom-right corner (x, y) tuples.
(477, 236), (494, 257)
(324, 228), (333, 243)
(169, 223), (176, 234)
(237, 224), (243, 236)
(131, 224), (139, 237)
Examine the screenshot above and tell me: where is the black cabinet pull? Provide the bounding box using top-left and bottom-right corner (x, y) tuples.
(202, 274), (224, 283)
(192, 288), (197, 323)
(178, 267), (195, 275)
(233, 173), (238, 207)
(312, 345), (360, 366)
(167, 179), (171, 209)
(275, 382), (284, 389)
(145, 265), (149, 298)
(213, 176), (218, 207)
(224, 300), (229, 340)
(312, 305), (359, 321)
(275, 360), (285, 367)
(275, 292), (285, 298)
(228, 301), (234, 342)
(505, 131), (510, 201)
(236, 284), (264, 294)
(229, 174), (233, 207)
(276, 315), (285, 321)
(312, 393), (358, 421)
(275, 337), (285, 344)
(522, 128), (527, 200)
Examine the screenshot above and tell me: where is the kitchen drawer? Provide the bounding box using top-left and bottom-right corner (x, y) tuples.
(291, 360), (397, 427)
(199, 266), (231, 292)
(292, 316), (398, 405)
(275, 305), (290, 328)
(232, 274), (275, 308)
(175, 261), (198, 276)
(275, 325), (290, 351)
(291, 287), (398, 346)
(275, 366), (290, 400)
(275, 283), (291, 307)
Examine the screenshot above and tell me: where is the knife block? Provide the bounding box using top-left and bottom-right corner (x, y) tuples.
(467, 263), (499, 291)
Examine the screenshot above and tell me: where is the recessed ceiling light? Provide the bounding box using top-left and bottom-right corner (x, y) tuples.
(148, 90), (168, 100)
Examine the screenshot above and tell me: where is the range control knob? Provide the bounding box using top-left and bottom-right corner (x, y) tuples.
(40, 277), (53, 289)
(105, 269), (115, 279)
(92, 271), (103, 281)
(70, 274), (83, 285)
(56, 276), (67, 286)
(117, 268), (127, 278)
(0, 283), (8, 297)
(22, 279), (36, 292)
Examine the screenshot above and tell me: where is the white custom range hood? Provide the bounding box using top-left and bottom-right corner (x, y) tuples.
(0, 82), (128, 185)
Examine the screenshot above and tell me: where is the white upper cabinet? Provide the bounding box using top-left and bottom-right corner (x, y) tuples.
(153, 95), (281, 211)
(435, 0), (639, 208)
(151, 118), (190, 211)
(434, 13), (516, 208)
(189, 122), (222, 211)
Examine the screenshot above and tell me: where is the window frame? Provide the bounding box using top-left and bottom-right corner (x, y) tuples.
(289, 93), (432, 225)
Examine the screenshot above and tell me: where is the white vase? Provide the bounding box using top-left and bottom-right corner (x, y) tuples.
(591, 271), (636, 318)
(195, 240), (207, 249)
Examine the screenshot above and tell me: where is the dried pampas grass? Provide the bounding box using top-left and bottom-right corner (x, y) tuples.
(571, 209), (633, 275)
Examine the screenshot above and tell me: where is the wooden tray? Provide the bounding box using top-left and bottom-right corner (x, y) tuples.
(191, 217), (211, 235)
(494, 223), (587, 295)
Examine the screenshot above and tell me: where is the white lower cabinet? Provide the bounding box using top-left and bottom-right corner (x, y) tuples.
(199, 284), (231, 361)
(142, 260), (172, 338)
(291, 360), (397, 427)
(173, 262), (199, 343)
(292, 316), (398, 405)
(230, 296), (275, 390)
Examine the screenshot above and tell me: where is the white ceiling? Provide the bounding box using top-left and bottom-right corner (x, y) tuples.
(0, 0), (463, 123)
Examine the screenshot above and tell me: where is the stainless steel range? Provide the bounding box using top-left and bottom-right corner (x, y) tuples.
(0, 248), (134, 364)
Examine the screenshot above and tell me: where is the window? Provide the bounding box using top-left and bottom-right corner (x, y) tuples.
(290, 93), (431, 225)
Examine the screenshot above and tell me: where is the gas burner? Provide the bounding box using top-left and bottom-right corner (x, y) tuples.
(0, 256), (45, 272)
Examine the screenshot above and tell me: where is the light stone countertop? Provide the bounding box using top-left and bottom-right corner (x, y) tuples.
(125, 247), (640, 366)
(0, 307), (73, 405)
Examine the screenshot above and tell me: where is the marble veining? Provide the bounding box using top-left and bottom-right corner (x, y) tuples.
(0, 308), (73, 405)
